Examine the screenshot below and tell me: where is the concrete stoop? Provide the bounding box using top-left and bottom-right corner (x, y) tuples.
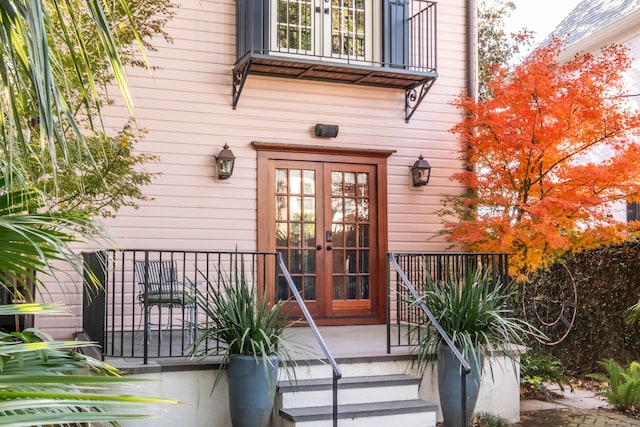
(273, 359), (438, 427)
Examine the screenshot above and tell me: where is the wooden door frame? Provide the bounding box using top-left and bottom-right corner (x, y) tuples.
(254, 142), (394, 325)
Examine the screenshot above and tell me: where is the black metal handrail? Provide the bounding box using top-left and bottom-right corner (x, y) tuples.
(387, 253), (471, 425)
(276, 252), (342, 427)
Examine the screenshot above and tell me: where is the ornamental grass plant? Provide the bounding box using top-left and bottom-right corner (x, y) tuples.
(190, 258), (298, 387)
(413, 269), (541, 374)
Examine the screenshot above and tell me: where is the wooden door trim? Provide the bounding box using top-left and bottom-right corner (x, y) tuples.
(255, 145), (390, 324)
(253, 141), (396, 159)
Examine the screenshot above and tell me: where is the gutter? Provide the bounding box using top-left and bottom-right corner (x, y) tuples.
(466, 0), (477, 100)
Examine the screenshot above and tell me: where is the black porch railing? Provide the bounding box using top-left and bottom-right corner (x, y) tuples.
(386, 252), (510, 350)
(82, 250), (295, 363)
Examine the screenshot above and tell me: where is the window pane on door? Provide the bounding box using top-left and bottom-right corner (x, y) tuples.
(277, 0), (313, 51)
(275, 168), (317, 302)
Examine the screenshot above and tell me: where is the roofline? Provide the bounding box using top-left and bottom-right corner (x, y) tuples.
(557, 7), (640, 62)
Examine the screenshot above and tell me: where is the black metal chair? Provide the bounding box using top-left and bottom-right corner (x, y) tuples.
(133, 260), (196, 343)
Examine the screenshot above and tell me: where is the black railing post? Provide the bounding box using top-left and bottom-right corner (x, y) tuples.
(82, 251), (106, 360)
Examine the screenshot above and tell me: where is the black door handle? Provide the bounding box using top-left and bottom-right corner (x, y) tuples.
(316, 245), (323, 250)
(326, 245), (333, 251)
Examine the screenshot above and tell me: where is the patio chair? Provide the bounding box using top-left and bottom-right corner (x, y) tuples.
(133, 260), (196, 343)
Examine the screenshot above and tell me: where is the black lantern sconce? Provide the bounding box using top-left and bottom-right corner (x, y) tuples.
(215, 143), (235, 179)
(411, 154), (431, 187)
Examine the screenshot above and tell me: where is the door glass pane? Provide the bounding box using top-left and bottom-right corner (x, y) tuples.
(276, 223), (288, 246)
(303, 249), (316, 272)
(303, 197), (315, 221)
(332, 224), (344, 246)
(344, 198), (356, 221)
(304, 276), (316, 300)
(333, 276), (344, 299)
(331, 172), (343, 195)
(333, 249), (344, 273)
(359, 224), (369, 247)
(303, 223), (316, 246)
(276, 169), (288, 193)
(347, 276), (357, 299)
(344, 172), (356, 196)
(346, 250), (357, 273)
(276, 196), (288, 220)
(303, 170), (315, 194)
(345, 224), (356, 247)
(332, 198), (343, 222)
(290, 222), (301, 246)
(359, 250), (369, 273)
(357, 198), (369, 221)
(290, 249), (302, 273)
(357, 173), (368, 196)
(290, 170), (302, 194)
(360, 276), (369, 298)
(290, 196), (302, 220)
(277, 276), (289, 301)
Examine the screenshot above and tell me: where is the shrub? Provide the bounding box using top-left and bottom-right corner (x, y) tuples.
(588, 359), (640, 410)
(520, 352), (572, 399)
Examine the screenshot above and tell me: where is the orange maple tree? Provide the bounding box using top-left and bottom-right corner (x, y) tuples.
(443, 39), (640, 278)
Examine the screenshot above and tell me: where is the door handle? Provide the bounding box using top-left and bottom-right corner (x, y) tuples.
(316, 245), (323, 251)
(326, 245), (333, 251)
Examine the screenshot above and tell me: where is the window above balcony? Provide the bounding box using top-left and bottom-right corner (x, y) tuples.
(233, 0), (438, 122)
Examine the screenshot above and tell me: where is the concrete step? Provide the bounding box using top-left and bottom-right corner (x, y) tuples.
(277, 374), (421, 408)
(278, 399), (437, 427)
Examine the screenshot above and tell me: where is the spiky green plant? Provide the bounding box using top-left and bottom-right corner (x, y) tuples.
(190, 257), (298, 388)
(413, 269), (541, 374)
(589, 359), (640, 410)
(0, 304), (177, 426)
(626, 300), (640, 325)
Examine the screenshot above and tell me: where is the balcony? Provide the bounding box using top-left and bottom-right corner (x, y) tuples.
(233, 0), (437, 122)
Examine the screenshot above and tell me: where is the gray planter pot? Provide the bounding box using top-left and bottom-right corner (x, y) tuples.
(228, 354), (279, 427)
(437, 345), (482, 427)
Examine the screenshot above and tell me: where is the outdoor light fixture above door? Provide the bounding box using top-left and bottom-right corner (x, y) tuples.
(215, 143), (235, 179)
(411, 154), (431, 186)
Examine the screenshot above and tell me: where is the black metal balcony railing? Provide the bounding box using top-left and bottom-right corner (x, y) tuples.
(386, 252), (510, 350)
(233, 0), (438, 121)
(83, 250), (290, 363)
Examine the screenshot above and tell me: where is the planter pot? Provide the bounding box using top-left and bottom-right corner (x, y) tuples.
(227, 354), (279, 427)
(437, 345), (482, 427)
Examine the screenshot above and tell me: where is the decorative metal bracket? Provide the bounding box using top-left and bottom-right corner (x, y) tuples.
(405, 78), (436, 123)
(232, 60), (251, 110)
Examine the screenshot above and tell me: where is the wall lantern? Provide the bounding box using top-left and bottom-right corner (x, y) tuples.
(411, 154), (431, 187)
(215, 143), (235, 179)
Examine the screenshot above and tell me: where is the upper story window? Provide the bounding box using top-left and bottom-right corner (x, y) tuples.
(273, 0), (374, 61)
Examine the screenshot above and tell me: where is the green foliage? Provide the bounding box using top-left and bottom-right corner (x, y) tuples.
(530, 241), (640, 375)
(477, 0), (533, 100)
(520, 352), (572, 399)
(0, 173), (105, 297)
(626, 300), (640, 325)
(413, 269), (540, 375)
(0, 304), (177, 425)
(190, 257), (298, 388)
(474, 412), (510, 427)
(588, 359), (640, 410)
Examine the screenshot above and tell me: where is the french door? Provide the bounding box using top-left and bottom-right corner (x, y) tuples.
(256, 146), (390, 324)
(272, 0), (374, 61)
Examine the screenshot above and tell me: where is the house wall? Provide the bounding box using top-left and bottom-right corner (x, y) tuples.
(36, 0), (470, 338)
